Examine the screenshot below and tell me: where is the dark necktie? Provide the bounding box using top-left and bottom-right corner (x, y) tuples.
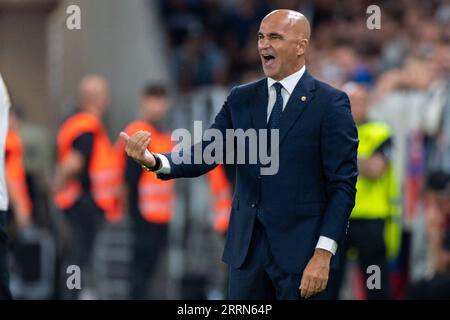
(268, 82), (284, 130)
(257, 83), (284, 225)
(267, 82), (283, 155)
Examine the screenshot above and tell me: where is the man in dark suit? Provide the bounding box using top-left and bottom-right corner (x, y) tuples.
(121, 10), (358, 300)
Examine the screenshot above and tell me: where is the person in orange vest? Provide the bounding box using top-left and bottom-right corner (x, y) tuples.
(53, 75), (121, 299)
(116, 84), (174, 299)
(207, 167), (232, 236)
(5, 108), (32, 231)
(116, 84), (232, 299)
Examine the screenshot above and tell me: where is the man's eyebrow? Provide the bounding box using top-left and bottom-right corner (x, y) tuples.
(257, 32), (284, 38)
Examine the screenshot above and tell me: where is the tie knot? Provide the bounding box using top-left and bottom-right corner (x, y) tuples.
(273, 82), (283, 95)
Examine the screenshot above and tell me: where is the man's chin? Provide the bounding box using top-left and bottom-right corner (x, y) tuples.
(262, 68), (276, 79)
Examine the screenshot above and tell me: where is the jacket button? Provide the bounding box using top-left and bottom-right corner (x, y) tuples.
(251, 203), (256, 208)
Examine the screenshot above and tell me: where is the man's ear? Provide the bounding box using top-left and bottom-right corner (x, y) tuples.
(297, 38), (309, 56)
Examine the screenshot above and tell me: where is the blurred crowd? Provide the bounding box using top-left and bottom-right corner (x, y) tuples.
(2, 0), (450, 299)
(160, 0), (450, 89)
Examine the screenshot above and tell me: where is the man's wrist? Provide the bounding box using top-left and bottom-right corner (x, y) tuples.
(314, 248), (333, 260)
(142, 153), (162, 172)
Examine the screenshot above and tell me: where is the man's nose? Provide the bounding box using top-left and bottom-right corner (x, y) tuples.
(258, 38), (270, 50)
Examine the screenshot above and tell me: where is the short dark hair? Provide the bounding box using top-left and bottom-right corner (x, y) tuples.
(142, 84), (168, 97)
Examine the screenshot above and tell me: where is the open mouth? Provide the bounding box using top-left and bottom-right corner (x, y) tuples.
(262, 54), (276, 66)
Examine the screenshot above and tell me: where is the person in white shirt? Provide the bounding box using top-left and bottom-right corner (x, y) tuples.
(0, 73), (12, 299)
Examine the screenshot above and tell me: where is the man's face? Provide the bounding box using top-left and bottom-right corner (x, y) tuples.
(79, 77), (110, 116)
(142, 95), (169, 123)
(93, 88), (109, 115)
(258, 17), (305, 80)
(348, 87), (369, 124)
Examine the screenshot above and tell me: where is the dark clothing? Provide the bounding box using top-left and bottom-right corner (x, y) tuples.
(129, 213), (168, 300)
(72, 132), (94, 191)
(407, 225), (450, 299)
(125, 157), (143, 218)
(407, 273), (450, 299)
(158, 71), (358, 280)
(443, 227), (450, 251)
(61, 193), (104, 299)
(331, 136), (393, 300)
(333, 219), (392, 300)
(60, 131), (102, 299)
(0, 211), (12, 300)
(126, 153), (169, 300)
(228, 217), (337, 300)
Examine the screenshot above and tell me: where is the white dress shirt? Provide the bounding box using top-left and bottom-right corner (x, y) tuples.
(0, 74), (11, 211)
(155, 66), (338, 255)
(266, 65), (305, 121)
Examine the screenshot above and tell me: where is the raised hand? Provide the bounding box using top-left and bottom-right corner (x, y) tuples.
(119, 130), (156, 168)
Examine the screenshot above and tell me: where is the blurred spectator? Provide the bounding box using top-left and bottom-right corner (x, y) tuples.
(172, 30), (228, 92)
(117, 84), (176, 299)
(0, 72), (13, 300)
(117, 83), (233, 299)
(333, 83), (399, 300)
(1, 106), (57, 299)
(5, 108), (33, 232)
(407, 171), (450, 299)
(53, 75), (121, 299)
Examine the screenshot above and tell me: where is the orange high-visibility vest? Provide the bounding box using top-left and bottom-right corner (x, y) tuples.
(54, 112), (121, 222)
(207, 165), (232, 234)
(5, 129), (32, 216)
(116, 120), (175, 224)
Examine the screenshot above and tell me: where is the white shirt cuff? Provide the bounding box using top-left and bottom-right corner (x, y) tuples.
(315, 236), (338, 255)
(155, 153), (171, 174)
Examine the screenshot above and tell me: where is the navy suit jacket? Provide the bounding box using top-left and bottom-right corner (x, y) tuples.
(158, 70), (358, 274)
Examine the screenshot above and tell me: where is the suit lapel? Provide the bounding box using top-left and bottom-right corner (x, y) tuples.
(279, 70), (316, 144)
(248, 71), (316, 144)
(250, 79), (269, 132)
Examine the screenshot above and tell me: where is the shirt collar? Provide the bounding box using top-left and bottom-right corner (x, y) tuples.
(267, 65), (306, 95)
